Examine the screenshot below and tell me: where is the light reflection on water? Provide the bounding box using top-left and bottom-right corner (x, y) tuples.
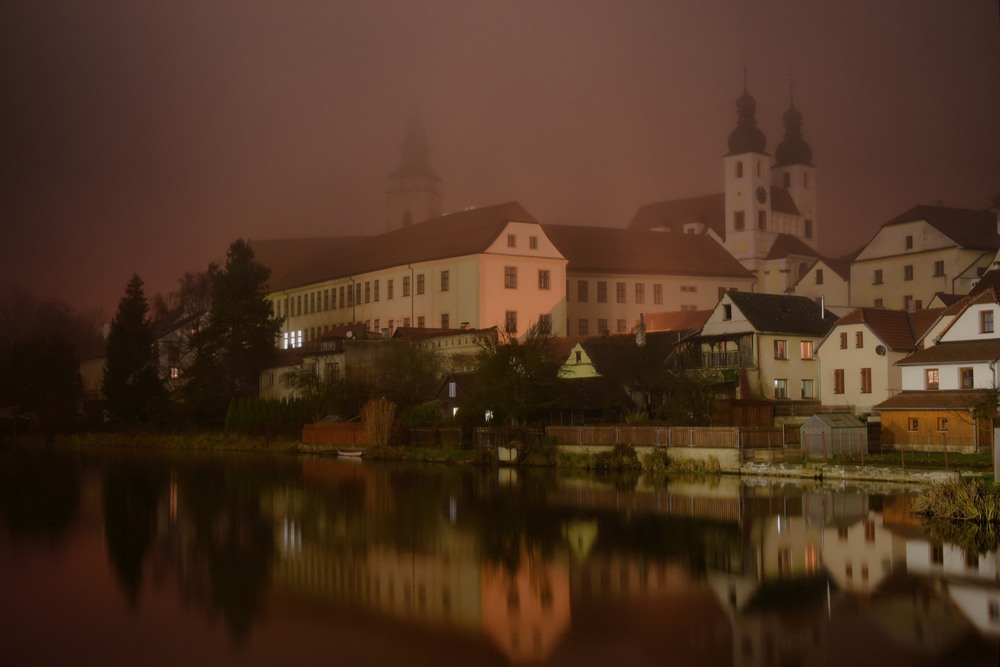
(1, 445), (998, 666)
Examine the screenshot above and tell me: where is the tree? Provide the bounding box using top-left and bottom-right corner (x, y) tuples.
(182, 240), (283, 425)
(103, 274), (163, 423)
(0, 335), (83, 441)
(467, 325), (563, 426)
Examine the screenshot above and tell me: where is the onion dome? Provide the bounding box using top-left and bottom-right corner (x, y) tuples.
(726, 88), (767, 155)
(775, 102), (813, 167)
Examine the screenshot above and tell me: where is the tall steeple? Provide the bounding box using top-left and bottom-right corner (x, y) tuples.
(386, 111), (442, 232)
(726, 72), (767, 156)
(775, 84), (813, 167)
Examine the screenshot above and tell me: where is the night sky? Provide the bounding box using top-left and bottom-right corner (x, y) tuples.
(2, 0), (998, 316)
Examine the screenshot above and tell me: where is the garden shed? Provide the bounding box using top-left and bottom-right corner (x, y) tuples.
(800, 413), (868, 459)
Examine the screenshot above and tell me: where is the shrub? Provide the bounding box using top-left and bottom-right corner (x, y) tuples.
(641, 447), (671, 475)
(912, 478), (1000, 523)
(517, 438), (558, 467)
(592, 444), (642, 472)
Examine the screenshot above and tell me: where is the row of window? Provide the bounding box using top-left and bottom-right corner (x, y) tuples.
(571, 318), (632, 336)
(570, 281), (738, 305)
(830, 366), (976, 394)
(907, 417), (950, 433)
(506, 233), (539, 250)
(773, 378), (814, 399)
(871, 262), (945, 285)
(774, 340), (814, 360)
(733, 160), (812, 190)
(732, 210), (814, 238)
(832, 368), (873, 394)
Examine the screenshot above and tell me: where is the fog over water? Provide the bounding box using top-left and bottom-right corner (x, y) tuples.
(2, 0), (998, 314)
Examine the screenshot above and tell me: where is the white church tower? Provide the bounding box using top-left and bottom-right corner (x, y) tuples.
(723, 79), (774, 266)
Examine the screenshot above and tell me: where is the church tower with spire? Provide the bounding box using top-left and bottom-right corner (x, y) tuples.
(774, 88), (818, 250)
(723, 78), (774, 264)
(386, 112), (442, 232)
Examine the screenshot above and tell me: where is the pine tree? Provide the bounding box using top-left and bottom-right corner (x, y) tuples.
(183, 240), (282, 426)
(103, 274), (162, 423)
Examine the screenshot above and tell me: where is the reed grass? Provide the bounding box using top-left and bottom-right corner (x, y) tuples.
(911, 478), (1000, 523)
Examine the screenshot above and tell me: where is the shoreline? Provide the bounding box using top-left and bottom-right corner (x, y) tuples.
(4, 432), (982, 486)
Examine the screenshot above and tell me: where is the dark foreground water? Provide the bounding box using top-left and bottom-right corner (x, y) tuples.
(1, 445), (998, 667)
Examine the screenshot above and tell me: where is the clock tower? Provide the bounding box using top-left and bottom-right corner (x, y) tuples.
(723, 80), (774, 265)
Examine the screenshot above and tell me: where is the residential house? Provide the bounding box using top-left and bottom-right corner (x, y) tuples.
(790, 253), (855, 315)
(850, 205), (1000, 311)
(668, 291), (838, 425)
(816, 307), (942, 417)
(875, 289), (1000, 451)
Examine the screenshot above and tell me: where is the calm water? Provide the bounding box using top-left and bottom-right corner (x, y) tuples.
(1, 445), (998, 667)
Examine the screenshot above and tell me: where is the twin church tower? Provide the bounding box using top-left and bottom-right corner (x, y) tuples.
(385, 81), (819, 281)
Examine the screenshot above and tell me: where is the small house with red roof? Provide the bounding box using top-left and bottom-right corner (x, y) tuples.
(875, 289), (1000, 451)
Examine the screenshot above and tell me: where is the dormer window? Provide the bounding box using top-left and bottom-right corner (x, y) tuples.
(905, 235), (913, 250)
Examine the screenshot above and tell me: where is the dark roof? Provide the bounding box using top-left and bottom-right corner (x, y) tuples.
(969, 269), (1000, 297)
(627, 193), (726, 237)
(252, 201), (537, 291)
(769, 187), (801, 216)
(876, 389), (991, 411)
(551, 376), (632, 411)
(896, 338), (1000, 365)
(542, 225), (752, 278)
(578, 331), (682, 380)
(833, 308), (943, 352)
(881, 205), (1000, 251)
(765, 233), (819, 260)
(930, 292), (964, 307)
(727, 292), (838, 336)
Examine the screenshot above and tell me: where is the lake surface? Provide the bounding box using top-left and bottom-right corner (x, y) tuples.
(1, 445), (998, 666)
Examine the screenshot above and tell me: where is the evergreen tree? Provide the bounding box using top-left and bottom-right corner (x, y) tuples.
(103, 274), (162, 423)
(183, 240), (282, 426)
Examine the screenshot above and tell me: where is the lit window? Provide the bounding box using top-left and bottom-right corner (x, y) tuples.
(925, 368), (939, 390)
(774, 339), (788, 360)
(774, 378), (788, 399)
(448, 381), (457, 398)
(800, 341), (814, 360)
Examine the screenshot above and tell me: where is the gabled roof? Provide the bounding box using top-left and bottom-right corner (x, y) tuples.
(933, 287), (1000, 341)
(969, 269), (1000, 297)
(832, 307), (943, 352)
(876, 389), (990, 411)
(896, 338), (1000, 365)
(577, 331), (681, 380)
(542, 225), (752, 278)
(627, 193), (725, 236)
(765, 233), (820, 260)
(253, 201), (539, 291)
(727, 292), (838, 336)
(881, 205), (1000, 251)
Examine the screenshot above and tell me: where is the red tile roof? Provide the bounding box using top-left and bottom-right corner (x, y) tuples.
(627, 193), (725, 236)
(881, 205), (1000, 251)
(897, 338), (1000, 365)
(542, 225), (752, 278)
(252, 201), (538, 291)
(876, 389), (991, 411)
(833, 307), (943, 352)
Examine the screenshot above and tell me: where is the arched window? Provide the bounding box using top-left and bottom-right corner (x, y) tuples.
(783, 172), (791, 188)
(735, 161), (744, 178)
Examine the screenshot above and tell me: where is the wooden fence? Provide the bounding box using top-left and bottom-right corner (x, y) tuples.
(545, 425), (741, 448)
(302, 422), (368, 447)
